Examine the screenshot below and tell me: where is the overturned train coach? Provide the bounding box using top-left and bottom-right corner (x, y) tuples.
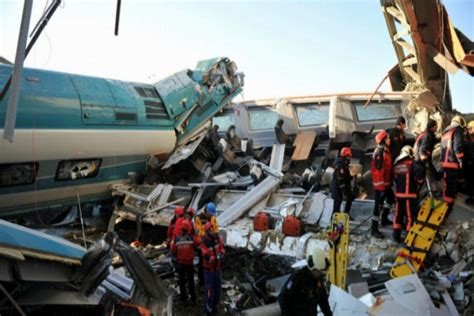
(0, 58), (243, 215)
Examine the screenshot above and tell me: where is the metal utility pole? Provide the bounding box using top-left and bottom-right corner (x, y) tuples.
(3, 0), (33, 142)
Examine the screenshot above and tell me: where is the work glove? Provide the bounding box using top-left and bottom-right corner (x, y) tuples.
(217, 253), (223, 261)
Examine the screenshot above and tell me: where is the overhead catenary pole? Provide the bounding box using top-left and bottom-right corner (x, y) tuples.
(2, 0), (33, 142)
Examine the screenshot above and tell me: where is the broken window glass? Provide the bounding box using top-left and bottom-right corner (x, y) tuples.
(294, 103), (330, 126)
(248, 108), (279, 130)
(213, 114), (234, 131)
(55, 159), (101, 181)
(354, 101), (402, 121)
(0, 162), (38, 187)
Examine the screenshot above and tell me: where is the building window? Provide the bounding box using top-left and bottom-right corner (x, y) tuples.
(354, 101), (402, 122)
(55, 159), (101, 181)
(0, 162), (38, 187)
(294, 103), (330, 126)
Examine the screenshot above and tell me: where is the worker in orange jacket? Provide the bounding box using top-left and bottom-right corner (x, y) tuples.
(440, 115), (466, 215)
(371, 130), (394, 239)
(194, 202), (219, 285)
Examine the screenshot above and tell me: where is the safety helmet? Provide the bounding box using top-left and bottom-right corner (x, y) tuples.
(468, 120), (474, 130)
(394, 145), (414, 165)
(451, 115), (466, 128)
(375, 130), (388, 144)
(340, 147), (352, 158)
(186, 207), (195, 218)
(175, 206), (184, 217)
(203, 221), (213, 233)
(181, 220), (192, 234)
(206, 202), (216, 216)
(307, 248), (327, 271)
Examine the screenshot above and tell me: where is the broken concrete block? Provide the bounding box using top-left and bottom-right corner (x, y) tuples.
(446, 230), (459, 243)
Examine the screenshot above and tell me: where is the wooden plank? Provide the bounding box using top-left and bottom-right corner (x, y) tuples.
(291, 131), (316, 161)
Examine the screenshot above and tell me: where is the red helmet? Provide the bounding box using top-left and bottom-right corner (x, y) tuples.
(181, 220), (192, 234)
(340, 147), (352, 157)
(375, 130), (388, 144)
(186, 208), (195, 218)
(204, 221), (213, 233)
(175, 206), (184, 217)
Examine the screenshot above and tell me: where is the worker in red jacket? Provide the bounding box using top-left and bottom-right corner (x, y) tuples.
(440, 115), (466, 215)
(166, 206), (184, 248)
(371, 130), (394, 239)
(200, 222), (225, 316)
(171, 220), (200, 303)
(173, 207), (195, 239)
(392, 146), (425, 242)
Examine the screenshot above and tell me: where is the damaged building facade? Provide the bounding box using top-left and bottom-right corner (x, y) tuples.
(1, 0), (474, 315)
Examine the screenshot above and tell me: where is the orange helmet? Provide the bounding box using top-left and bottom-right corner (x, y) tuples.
(375, 130), (388, 144)
(340, 147), (352, 157)
(175, 206), (184, 217)
(181, 220), (192, 233)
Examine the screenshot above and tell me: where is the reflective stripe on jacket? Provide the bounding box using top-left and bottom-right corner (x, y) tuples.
(441, 126), (464, 169)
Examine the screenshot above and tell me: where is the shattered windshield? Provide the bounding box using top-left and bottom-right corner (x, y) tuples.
(354, 101), (402, 121)
(294, 103), (329, 126)
(249, 108), (279, 130)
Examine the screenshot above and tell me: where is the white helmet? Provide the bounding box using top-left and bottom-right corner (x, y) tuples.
(451, 115), (466, 128)
(394, 145), (414, 165)
(307, 248), (328, 271)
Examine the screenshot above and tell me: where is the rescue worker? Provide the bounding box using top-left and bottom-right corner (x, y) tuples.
(465, 121), (474, 205)
(440, 115), (466, 215)
(173, 207), (195, 238)
(388, 116), (407, 162)
(166, 206), (184, 248)
(392, 146), (424, 242)
(414, 119), (439, 181)
(200, 222), (225, 316)
(278, 248), (332, 316)
(331, 147), (354, 216)
(195, 202), (219, 285)
(171, 220), (200, 304)
(371, 130), (394, 239)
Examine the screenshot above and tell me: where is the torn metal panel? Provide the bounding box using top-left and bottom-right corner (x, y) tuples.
(16, 258), (74, 282)
(162, 132), (207, 169)
(217, 144), (284, 227)
(0, 219), (85, 264)
(15, 286), (102, 306)
(328, 284), (369, 315)
(384, 274), (435, 314)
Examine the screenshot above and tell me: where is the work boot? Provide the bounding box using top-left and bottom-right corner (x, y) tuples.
(371, 220), (384, 239)
(392, 229), (402, 243)
(380, 208), (392, 227)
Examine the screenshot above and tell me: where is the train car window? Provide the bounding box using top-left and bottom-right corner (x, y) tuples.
(0, 162), (38, 187)
(294, 103), (330, 126)
(354, 101), (402, 122)
(212, 114), (234, 131)
(248, 108), (279, 130)
(55, 159), (102, 181)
